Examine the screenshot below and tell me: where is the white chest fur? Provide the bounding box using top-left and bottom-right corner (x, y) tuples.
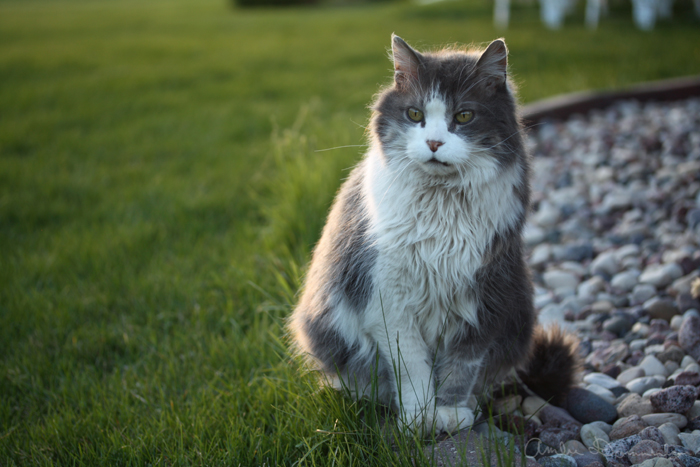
(362, 149), (524, 346)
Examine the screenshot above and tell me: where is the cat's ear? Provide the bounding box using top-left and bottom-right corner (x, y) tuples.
(476, 39), (508, 92)
(391, 34), (422, 87)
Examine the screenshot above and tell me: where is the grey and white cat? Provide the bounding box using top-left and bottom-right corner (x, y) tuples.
(290, 35), (577, 434)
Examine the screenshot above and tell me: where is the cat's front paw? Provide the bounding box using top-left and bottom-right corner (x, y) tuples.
(434, 406), (474, 434)
(398, 406), (474, 435)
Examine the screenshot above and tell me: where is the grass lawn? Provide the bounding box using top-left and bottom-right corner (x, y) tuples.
(1, 0), (699, 464)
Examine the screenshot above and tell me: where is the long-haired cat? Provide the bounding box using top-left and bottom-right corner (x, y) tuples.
(289, 35), (578, 434)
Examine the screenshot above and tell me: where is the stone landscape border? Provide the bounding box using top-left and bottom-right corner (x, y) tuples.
(521, 75), (700, 124)
(425, 78), (700, 466)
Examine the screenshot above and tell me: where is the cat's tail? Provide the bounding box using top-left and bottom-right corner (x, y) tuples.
(517, 324), (581, 406)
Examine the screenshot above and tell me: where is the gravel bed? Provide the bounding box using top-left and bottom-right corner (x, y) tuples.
(477, 97), (700, 467)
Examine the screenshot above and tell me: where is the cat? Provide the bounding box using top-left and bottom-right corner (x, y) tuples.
(289, 35), (578, 434)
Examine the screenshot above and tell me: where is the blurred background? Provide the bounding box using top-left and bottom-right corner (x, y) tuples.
(1, 0), (699, 464)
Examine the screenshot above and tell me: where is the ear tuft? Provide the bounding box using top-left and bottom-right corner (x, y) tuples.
(476, 39), (508, 90)
(391, 34), (422, 86)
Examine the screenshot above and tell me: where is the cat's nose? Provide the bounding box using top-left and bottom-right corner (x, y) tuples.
(426, 140), (444, 152)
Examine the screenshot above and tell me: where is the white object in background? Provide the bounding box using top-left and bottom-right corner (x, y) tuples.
(695, 0), (700, 18)
(632, 0), (658, 30)
(540, 0), (568, 28)
(585, 0), (601, 28)
(656, 0), (673, 18)
(494, 0), (511, 29)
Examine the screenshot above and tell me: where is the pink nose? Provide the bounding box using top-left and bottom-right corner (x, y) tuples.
(427, 140), (444, 152)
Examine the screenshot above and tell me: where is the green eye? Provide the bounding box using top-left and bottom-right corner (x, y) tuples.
(407, 108), (424, 122)
(455, 110), (474, 124)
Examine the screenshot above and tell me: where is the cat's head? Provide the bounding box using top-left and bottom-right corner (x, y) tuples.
(371, 35), (524, 185)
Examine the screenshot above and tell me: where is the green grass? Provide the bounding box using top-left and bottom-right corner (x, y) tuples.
(1, 0), (699, 464)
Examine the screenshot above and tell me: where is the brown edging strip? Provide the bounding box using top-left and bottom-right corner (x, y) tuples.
(521, 75), (700, 124)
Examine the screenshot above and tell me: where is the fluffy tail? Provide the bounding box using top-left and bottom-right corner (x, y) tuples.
(517, 325), (581, 406)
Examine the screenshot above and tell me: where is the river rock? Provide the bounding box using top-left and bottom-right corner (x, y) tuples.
(530, 244), (552, 266)
(637, 426), (665, 445)
(626, 439), (665, 465)
(649, 385), (698, 414)
(681, 355), (698, 369)
(664, 360), (679, 374)
(586, 342), (630, 369)
(526, 438), (556, 458)
(678, 292), (700, 313)
(570, 452), (604, 467)
(673, 453), (700, 467)
(544, 270), (580, 290)
(639, 355), (670, 377)
(626, 376), (664, 395)
(617, 393), (654, 418)
(584, 372), (623, 389)
(603, 315), (633, 336)
(680, 315), (700, 360)
(533, 201), (561, 227)
(632, 284), (658, 304)
(671, 314), (685, 330)
(674, 370), (700, 386)
(562, 439), (588, 456)
(566, 387), (617, 424)
(609, 385), (629, 398)
(580, 423), (610, 451)
(610, 415), (649, 440)
(537, 454), (577, 467)
(639, 263), (684, 288)
(602, 435), (641, 465)
(590, 251), (619, 276)
(611, 271), (639, 292)
(524, 223), (546, 246)
(523, 395), (549, 416)
(588, 420), (613, 434)
(642, 413), (688, 429)
(678, 430), (700, 453)
(643, 297), (680, 322)
(578, 276), (606, 297)
(539, 423), (581, 448)
(658, 422), (681, 445)
(670, 273), (700, 297)
(617, 367), (646, 386)
(687, 401), (700, 419)
(635, 459), (674, 467)
(657, 345), (685, 364)
(586, 384), (616, 405)
(539, 404), (583, 428)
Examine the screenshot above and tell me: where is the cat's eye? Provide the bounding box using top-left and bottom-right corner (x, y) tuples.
(455, 110), (474, 124)
(407, 108), (424, 122)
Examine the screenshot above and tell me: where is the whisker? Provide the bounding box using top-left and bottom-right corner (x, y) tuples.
(315, 145), (369, 153)
(350, 119), (369, 131)
(474, 122), (545, 152)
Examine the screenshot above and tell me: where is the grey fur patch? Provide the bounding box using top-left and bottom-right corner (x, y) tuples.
(290, 162), (377, 379)
(432, 226), (535, 397)
(474, 230), (535, 369)
(303, 307), (353, 373)
(296, 161), (377, 317)
(332, 171), (378, 311)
